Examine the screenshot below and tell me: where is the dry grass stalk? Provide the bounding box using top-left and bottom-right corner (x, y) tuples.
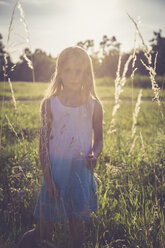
(121, 55), (133, 86)
(7, 80), (25, 141)
(131, 24), (139, 115)
(132, 89), (143, 139)
(131, 31), (137, 71)
(23, 53), (33, 70)
(0, 52), (9, 148)
(3, 53), (8, 78)
(17, 2), (30, 43)
(7, 0), (19, 47)
(131, 68), (137, 81)
(11, 64), (16, 72)
(17, 1), (35, 81)
(108, 55), (121, 133)
(5, 114), (20, 140)
(6, 0), (35, 80)
(127, 14), (148, 53)
(108, 54), (133, 133)
(0, 79), (6, 149)
(0, 0), (32, 147)
(93, 172), (102, 183)
(8, 78), (18, 114)
(128, 14), (161, 106)
(140, 131), (145, 155)
(129, 135), (138, 155)
(141, 59), (160, 105)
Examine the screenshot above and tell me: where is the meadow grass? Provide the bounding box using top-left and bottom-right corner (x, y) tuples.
(0, 79), (165, 102)
(1, 2), (164, 247)
(0, 82), (165, 248)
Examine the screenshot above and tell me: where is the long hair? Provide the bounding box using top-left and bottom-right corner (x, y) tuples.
(43, 46), (98, 101)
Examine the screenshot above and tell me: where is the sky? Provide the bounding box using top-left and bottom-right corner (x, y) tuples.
(0, 0), (165, 62)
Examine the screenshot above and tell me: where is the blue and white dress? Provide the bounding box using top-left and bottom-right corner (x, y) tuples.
(34, 96), (97, 222)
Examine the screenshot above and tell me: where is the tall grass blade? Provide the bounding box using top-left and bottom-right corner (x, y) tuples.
(108, 54), (132, 133)
(132, 89), (143, 139)
(5, 114), (20, 140)
(128, 14), (161, 107)
(8, 78), (18, 114)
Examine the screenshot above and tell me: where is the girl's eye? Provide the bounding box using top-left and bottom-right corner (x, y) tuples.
(64, 68), (82, 75)
(64, 68), (70, 73)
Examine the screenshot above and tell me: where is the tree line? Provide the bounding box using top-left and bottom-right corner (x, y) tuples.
(0, 30), (165, 83)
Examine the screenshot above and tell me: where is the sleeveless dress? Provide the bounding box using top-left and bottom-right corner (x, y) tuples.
(33, 96), (97, 222)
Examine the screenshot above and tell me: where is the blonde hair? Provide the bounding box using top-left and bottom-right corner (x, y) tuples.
(44, 46), (98, 101)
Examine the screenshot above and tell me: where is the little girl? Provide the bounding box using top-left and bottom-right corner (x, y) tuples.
(18, 46), (103, 248)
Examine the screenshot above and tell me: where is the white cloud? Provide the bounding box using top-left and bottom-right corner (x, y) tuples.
(0, 0), (10, 5)
(22, 0), (49, 5)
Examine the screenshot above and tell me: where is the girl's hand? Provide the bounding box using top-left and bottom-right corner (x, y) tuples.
(86, 153), (97, 170)
(45, 176), (60, 199)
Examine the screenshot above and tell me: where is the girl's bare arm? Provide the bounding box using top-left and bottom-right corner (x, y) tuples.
(92, 100), (103, 158)
(39, 98), (52, 179)
(39, 98), (59, 198)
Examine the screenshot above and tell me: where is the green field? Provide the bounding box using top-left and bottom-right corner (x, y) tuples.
(0, 81), (165, 248)
(1, 77), (165, 102)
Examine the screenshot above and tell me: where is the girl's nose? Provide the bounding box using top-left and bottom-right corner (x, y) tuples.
(70, 71), (77, 79)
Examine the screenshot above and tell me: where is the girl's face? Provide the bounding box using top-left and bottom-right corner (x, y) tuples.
(60, 57), (84, 92)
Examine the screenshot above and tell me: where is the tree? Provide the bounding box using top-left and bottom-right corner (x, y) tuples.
(0, 33), (13, 81)
(12, 48), (56, 82)
(12, 48), (33, 81)
(32, 49), (56, 82)
(150, 30), (165, 75)
(76, 39), (94, 53)
(98, 35), (121, 78)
